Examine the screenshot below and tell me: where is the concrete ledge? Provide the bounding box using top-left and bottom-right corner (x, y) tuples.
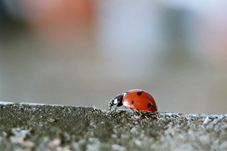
(0, 102), (227, 151)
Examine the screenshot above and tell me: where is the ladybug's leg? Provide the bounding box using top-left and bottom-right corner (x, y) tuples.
(109, 105), (112, 111)
(130, 108), (135, 113)
(114, 103), (118, 111)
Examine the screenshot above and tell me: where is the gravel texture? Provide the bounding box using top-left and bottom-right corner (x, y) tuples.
(0, 102), (227, 151)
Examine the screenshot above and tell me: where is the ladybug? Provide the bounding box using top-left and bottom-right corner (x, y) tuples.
(108, 89), (157, 112)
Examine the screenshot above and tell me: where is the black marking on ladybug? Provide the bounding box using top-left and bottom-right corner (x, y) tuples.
(131, 100), (134, 104)
(147, 103), (151, 108)
(137, 92), (142, 96)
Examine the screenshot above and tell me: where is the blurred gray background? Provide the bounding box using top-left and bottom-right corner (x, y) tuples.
(1, 0), (227, 114)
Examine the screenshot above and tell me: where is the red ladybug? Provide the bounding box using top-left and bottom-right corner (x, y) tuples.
(108, 89), (157, 112)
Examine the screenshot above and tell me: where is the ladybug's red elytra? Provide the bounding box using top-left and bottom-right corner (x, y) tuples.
(108, 89), (157, 112)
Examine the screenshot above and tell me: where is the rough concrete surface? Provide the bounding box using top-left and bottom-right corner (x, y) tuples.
(0, 102), (227, 151)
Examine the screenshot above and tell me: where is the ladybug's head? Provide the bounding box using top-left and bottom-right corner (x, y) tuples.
(108, 93), (124, 111)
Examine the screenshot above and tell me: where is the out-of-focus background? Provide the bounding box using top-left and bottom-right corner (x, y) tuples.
(1, 0), (227, 114)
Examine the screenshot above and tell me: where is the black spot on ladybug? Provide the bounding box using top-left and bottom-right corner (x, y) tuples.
(137, 92), (142, 96)
(147, 103), (151, 108)
(131, 101), (134, 104)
